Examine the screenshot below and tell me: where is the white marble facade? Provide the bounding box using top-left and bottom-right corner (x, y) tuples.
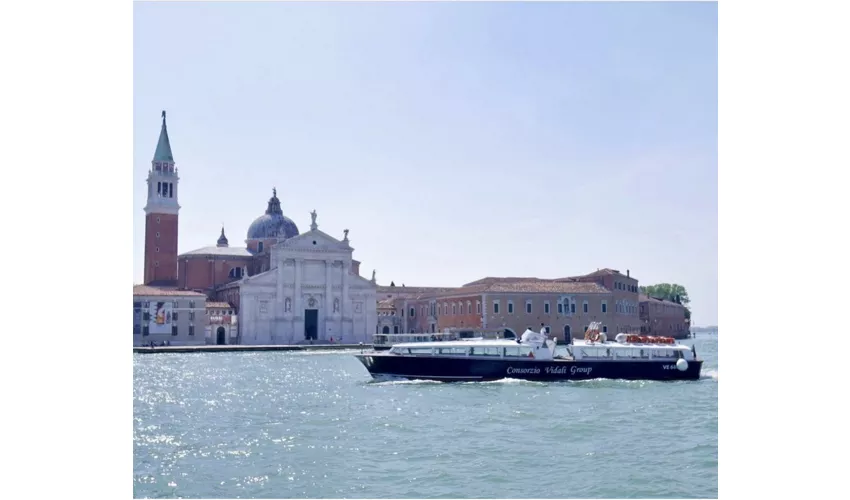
(239, 221), (377, 345)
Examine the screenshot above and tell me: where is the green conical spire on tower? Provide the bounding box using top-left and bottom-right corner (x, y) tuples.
(153, 110), (174, 162)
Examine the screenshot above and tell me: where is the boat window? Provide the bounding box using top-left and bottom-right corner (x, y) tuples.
(437, 347), (468, 355)
(503, 346), (521, 357)
(408, 347), (433, 355)
(471, 346), (500, 356)
(518, 346), (534, 357)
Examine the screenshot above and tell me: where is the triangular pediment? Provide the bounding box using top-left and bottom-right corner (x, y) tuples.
(276, 229), (351, 252)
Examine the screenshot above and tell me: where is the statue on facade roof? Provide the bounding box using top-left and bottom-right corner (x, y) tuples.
(343, 229), (349, 241)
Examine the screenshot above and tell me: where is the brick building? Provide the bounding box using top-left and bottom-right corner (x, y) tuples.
(639, 294), (690, 339)
(379, 268), (643, 342)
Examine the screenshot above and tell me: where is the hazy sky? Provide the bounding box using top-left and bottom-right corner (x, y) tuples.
(133, 1), (718, 325)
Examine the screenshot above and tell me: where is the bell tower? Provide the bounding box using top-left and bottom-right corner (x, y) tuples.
(143, 110), (181, 285)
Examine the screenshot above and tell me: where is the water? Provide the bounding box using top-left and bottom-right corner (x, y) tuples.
(134, 336), (718, 498)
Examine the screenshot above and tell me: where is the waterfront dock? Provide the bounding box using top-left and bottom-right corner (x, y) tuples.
(133, 344), (372, 354)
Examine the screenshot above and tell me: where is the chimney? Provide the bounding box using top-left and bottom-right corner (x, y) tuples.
(627, 269), (630, 277)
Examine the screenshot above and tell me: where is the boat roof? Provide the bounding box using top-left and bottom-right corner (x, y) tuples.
(389, 338), (690, 350)
(392, 339), (522, 349)
(573, 340), (689, 350)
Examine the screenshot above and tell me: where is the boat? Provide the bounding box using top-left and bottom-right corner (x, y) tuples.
(355, 322), (702, 382)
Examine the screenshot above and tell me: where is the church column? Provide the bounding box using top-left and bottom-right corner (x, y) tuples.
(340, 262), (351, 320)
(325, 260), (333, 312)
(276, 259), (284, 308)
(295, 258), (303, 314)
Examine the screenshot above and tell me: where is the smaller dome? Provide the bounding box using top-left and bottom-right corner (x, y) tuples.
(217, 227), (229, 247)
(246, 188), (300, 241)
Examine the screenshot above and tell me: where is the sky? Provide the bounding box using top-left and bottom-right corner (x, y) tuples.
(133, 1), (718, 325)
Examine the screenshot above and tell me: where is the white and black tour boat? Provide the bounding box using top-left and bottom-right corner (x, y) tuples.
(355, 322), (702, 382)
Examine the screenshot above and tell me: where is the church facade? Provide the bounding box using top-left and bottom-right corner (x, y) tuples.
(140, 110), (378, 344)
(238, 216), (378, 345)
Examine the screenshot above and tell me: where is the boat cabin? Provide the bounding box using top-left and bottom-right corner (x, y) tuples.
(570, 340), (695, 361)
(373, 331), (458, 347)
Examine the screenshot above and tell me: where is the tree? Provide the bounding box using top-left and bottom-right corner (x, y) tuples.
(639, 283), (690, 307)
(640, 283), (692, 321)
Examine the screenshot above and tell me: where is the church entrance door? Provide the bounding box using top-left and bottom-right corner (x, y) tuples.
(304, 309), (318, 340)
(216, 327), (226, 345)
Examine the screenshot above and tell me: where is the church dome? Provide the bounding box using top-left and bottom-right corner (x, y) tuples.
(246, 188), (300, 241)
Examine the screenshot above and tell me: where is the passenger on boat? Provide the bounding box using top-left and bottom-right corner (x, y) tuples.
(540, 323), (547, 335)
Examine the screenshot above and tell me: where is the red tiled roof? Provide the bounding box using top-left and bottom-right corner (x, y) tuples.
(377, 285), (455, 294)
(415, 281), (610, 299)
(462, 277), (549, 287)
(377, 298), (396, 310)
(206, 302), (232, 309)
(133, 285), (207, 297)
(639, 294), (685, 306)
(486, 281), (610, 294)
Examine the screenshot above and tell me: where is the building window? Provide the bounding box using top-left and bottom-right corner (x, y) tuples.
(155, 232), (160, 238)
(571, 303), (576, 314)
(444, 304), (448, 315)
(558, 303), (563, 314)
(526, 301), (532, 314)
(410, 307), (415, 317)
(258, 242), (264, 253)
(583, 301), (588, 313)
(602, 325), (608, 333)
(467, 302), (471, 314)
(171, 324), (178, 336)
(154, 261), (159, 267)
(189, 311), (195, 320)
(452, 304), (456, 315)
(189, 324), (195, 336)
(156, 217), (160, 224)
(494, 301), (500, 314)
(507, 301), (514, 314)
(602, 302), (607, 313)
(155, 247), (160, 253)
(142, 325), (149, 336)
(393, 326), (399, 334)
(544, 302), (550, 314)
(477, 301), (481, 314)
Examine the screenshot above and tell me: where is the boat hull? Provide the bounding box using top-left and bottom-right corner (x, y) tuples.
(355, 354), (703, 382)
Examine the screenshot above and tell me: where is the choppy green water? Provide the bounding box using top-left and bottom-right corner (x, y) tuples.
(134, 336), (718, 498)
